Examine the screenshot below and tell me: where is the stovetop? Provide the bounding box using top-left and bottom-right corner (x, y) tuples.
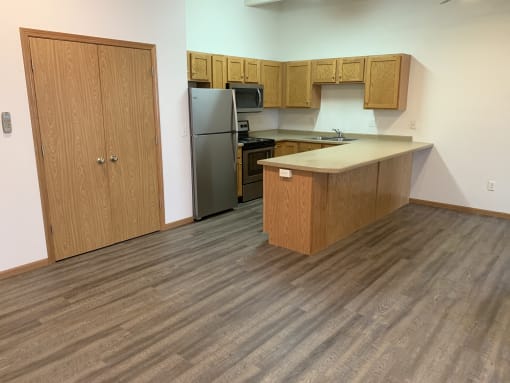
(237, 120), (275, 149)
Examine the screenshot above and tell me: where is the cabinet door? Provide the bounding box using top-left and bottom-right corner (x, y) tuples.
(298, 142), (322, 152)
(212, 55), (227, 89)
(285, 61), (313, 107)
(30, 38), (113, 260)
(261, 60), (282, 108)
(312, 59), (337, 83)
(189, 52), (212, 82)
(244, 59), (260, 83)
(364, 54), (410, 110)
(277, 141), (299, 156)
(227, 56), (245, 82)
(337, 57), (365, 82)
(99, 45), (160, 243)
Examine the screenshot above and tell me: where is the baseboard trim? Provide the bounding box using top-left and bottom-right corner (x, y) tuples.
(161, 217), (194, 231)
(410, 198), (510, 220)
(0, 259), (49, 279)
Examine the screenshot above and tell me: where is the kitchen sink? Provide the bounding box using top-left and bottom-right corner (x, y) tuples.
(310, 136), (358, 142)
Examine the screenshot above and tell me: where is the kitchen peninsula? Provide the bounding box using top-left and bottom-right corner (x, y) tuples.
(258, 136), (433, 255)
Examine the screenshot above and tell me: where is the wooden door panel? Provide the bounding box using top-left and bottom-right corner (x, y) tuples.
(365, 55), (401, 109)
(30, 38), (113, 260)
(285, 61), (311, 107)
(98, 45), (160, 242)
(227, 57), (244, 82)
(261, 61), (282, 108)
(312, 59), (337, 83)
(212, 55), (227, 89)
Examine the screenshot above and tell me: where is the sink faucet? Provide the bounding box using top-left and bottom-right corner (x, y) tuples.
(332, 128), (343, 138)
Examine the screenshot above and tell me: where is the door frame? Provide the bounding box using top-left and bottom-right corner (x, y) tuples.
(20, 28), (166, 263)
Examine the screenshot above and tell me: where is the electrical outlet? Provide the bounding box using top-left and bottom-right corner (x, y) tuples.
(487, 180), (496, 192)
(409, 120), (416, 130)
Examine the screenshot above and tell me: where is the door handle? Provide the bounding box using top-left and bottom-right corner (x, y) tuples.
(97, 157), (105, 164)
(110, 155), (119, 162)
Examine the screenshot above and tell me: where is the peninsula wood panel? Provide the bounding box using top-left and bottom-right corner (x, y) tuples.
(98, 45), (160, 243)
(260, 60), (282, 108)
(30, 37), (114, 260)
(376, 153), (413, 219)
(263, 164), (378, 254)
(211, 55), (227, 89)
(263, 167), (316, 254)
(318, 164), (378, 250)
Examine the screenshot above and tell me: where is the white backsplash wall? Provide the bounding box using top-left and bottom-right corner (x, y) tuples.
(276, 0), (510, 214)
(238, 109), (280, 131)
(280, 84), (377, 133)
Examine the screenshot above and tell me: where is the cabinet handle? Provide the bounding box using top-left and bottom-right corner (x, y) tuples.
(110, 155), (119, 162)
(96, 157), (105, 164)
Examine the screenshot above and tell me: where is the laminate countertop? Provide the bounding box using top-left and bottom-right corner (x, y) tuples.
(255, 130), (433, 174)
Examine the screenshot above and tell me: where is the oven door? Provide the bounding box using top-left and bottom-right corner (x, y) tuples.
(242, 147), (274, 184)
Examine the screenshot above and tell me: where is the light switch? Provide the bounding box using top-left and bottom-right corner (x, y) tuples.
(2, 112), (12, 134)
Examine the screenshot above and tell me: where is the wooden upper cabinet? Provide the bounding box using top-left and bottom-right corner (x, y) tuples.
(337, 57), (365, 82)
(211, 55), (227, 89)
(312, 59), (337, 84)
(285, 60), (321, 108)
(227, 56), (245, 83)
(244, 59), (260, 83)
(261, 60), (282, 108)
(188, 51), (212, 82)
(364, 54), (410, 110)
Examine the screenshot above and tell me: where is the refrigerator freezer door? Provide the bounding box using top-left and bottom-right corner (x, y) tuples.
(192, 133), (238, 219)
(189, 88), (235, 135)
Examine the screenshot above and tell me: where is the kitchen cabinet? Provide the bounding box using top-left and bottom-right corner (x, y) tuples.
(284, 61), (321, 108)
(274, 141), (299, 157)
(364, 54), (410, 110)
(227, 57), (260, 84)
(261, 60), (282, 108)
(212, 55), (227, 89)
(244, 59), (261, 84)
(312, 59), (337, 84)
(188, 51), (212, 82)
(312, 57), (365, 84)
(321, 143), (337, 148)
(237, 146), (243, 197)
(337, 57), (365, 82)
(298, 142), (322, 152)
(227, 56), (245, 83)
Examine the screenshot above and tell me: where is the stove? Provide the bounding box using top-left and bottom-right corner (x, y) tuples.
(237, 120), (275, 149)
(237, 120), (275, 202)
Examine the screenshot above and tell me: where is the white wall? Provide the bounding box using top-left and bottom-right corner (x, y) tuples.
(187, 0), (510, 214)
(277, 0), (510, 213)
(0, 0), (190, 271)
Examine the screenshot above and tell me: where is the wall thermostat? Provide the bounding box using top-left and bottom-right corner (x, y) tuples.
(2, 112), (12, 134)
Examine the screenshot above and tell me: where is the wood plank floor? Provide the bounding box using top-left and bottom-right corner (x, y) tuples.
(0, 201), (509, 383)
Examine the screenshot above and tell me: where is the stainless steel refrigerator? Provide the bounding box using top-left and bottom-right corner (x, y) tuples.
(189, 88), (238, 220)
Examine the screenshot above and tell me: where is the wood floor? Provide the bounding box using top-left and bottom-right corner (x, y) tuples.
(0, 201), (509, 383)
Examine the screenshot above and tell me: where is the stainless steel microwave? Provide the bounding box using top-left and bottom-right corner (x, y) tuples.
(227, 83), (264, 113)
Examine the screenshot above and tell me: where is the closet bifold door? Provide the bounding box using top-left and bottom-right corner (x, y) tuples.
(98, 45), (160, 243)
(29, 38), (114, 260)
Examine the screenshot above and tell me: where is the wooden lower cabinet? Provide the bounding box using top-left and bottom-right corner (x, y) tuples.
(297, 142), (322, 152)
(274, 141), (299, 157)
(263, 153), (413, 255)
